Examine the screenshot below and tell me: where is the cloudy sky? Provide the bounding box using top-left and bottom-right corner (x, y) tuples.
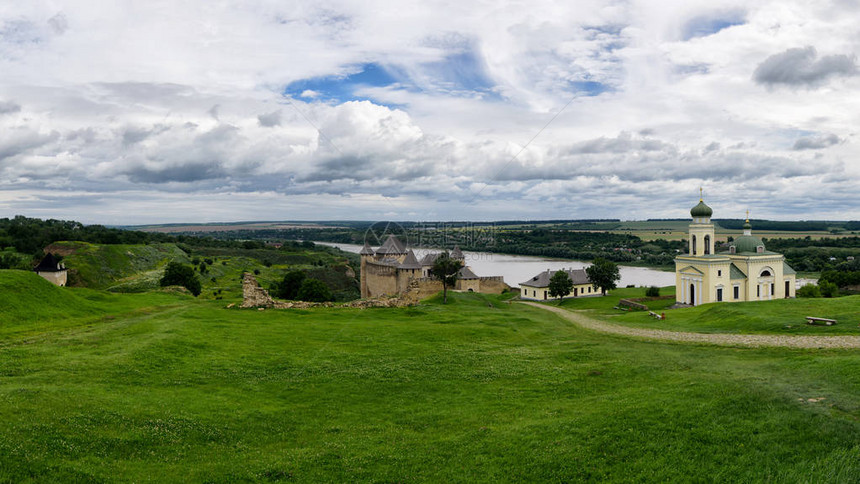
(1, 0), (859, 224)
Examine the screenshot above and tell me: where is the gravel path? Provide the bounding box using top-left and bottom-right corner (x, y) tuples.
(521, 302), (860, 349)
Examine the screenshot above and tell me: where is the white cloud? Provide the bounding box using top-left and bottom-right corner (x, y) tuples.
(0, 0), (858, 224)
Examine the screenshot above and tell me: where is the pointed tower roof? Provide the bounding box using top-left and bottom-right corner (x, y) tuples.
(34, 253), (64, 272)
(450, 246), (464, 259)
(375, 235), (407, 255)
(359, 242), (374, 255)
(399, 250), (422, 269)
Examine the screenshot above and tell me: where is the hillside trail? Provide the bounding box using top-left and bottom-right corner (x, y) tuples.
(521, 302), (860, 349)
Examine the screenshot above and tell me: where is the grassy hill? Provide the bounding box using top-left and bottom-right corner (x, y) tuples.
(556, 287), (860, 335)
(0, 270), (189, 337)
(43, 241), (360, 302)
(1, 289), (860, 481)
(47, 241), (189, 289)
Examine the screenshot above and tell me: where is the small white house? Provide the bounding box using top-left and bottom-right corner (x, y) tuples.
(34, 253), (68, 286)
(520, 268), (600, 301)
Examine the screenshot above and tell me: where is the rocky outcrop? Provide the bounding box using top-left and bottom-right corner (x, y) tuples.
(240, 272), (415, 309)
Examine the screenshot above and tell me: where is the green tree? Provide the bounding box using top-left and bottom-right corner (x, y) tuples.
(645, 286), (660, 297)
(159, 262), (202, 296)
(297, 278), (333, 302)
(277, 270), (306, 300)
(797, 284), (821, 298)
(586, 257), (620, 296)
(548, 270), (573, 303)
(819, 281), (839, 298)
(430, 251), (463, 303)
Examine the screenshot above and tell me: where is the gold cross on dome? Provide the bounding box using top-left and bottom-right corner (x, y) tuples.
(699, 187), (703, 201)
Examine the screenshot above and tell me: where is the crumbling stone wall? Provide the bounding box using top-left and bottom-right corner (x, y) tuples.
(241, 272), (277, 308)
(240, 272), (416, 309)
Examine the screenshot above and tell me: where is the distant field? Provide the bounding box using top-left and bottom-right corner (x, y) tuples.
(134, 222), (342, 233)
(2, 274), (860, 481)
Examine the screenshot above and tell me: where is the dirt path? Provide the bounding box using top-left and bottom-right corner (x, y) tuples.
(521, 302), (860, 349)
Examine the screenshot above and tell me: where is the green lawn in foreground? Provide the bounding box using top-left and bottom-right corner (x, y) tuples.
(558, 286), (860, 335)
(2, 273), (860, 481)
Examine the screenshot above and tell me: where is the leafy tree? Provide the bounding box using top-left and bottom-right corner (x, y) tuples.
(548, 270), (573, 303)
(277, 270), (307, 300)
(430, 251), (463, 303)
(297, 278), (333, 302)
(797, 284), (821, 298)
(586, 257), (620, 296)
(645, 286), (660, 297)
(159, 262), (202, 296)
(819, 281), (839, 298)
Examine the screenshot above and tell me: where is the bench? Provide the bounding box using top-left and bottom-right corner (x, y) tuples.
(806, 316), (837, 326)
(648, 311), (665, 320)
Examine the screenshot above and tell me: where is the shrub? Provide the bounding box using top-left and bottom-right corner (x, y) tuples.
(276, 270), (306, 300)
(819, 281), (839, 298)
(797, 284), (820, 298)
(159, 262), (202, 296)
(297, 278), (333, 302)
(645, 286), (660, 297)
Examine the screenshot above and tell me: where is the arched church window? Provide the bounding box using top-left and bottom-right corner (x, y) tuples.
(692, 235), (697, 255)
(704, 235), (711, 255)
(760, 269), (772, 277)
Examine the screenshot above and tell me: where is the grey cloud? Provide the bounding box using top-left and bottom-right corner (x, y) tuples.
(208, 104), (220, 120)
(47, 13), (68, 35)
(258, 110), (282, 127)
(0, 100), (21, 114)
(566, 132), (671, 155)
(753, 46), (857, 87)
(792, 133), (840, 150)
(0, 129), (58, 161)
(125, 162), (225, 184)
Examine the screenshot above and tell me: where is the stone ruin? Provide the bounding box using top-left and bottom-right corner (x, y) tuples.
(240, 272), (416, 309)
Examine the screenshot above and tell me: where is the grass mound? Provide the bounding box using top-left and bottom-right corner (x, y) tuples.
(0, 270), (104, 329)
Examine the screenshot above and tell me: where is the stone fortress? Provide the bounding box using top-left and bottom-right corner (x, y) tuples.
(675, 196), (796, 306)
(359, 235), (509, 299)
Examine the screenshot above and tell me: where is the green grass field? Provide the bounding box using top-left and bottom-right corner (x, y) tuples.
(3, 271), (860, 481)
(558, 287), (860, 335)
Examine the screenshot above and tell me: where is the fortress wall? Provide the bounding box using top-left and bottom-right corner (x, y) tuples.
(476, 277), (510, 294)
(364, 262), (398, 297)
(37, 271), (67, 287)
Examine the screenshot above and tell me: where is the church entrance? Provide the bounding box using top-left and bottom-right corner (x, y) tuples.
(689, 283), (695, 305)
(785, 280), (790, 298)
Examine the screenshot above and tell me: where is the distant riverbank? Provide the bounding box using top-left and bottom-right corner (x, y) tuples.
(315, 242), (677, 288)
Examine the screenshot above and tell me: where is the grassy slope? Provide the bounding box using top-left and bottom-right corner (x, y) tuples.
(52, 241), (189, 289)
(1, 286), (860, 481)
(0, 270), (189, 337)
(565, 287), (860, 335)
(49, 241), (359, 302)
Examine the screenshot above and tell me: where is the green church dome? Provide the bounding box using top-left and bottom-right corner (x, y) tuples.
(730, 235), (765, 253)
(690, 200), (713, 217)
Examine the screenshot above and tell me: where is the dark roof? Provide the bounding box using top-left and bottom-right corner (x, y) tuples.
(375, 235), (407, 255)
(34, 253), (65, 272)
(450, 246), (464, 259)
(458, 266), (479, 279)
(783, 261), (796, 275)
(359, 242), (374, 255)
(399, 250), (422, 269)
(419, 253), (438, 266)
(521, 268), (590, 288)
(729, 263), (746, 280)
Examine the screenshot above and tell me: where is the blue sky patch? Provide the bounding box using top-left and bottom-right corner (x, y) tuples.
(284, 63), (400, 104)
(682, 12), (745, 40)
(570, 81), (610, 96)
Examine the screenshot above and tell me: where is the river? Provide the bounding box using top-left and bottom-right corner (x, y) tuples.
(315, 242), (676, 288)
